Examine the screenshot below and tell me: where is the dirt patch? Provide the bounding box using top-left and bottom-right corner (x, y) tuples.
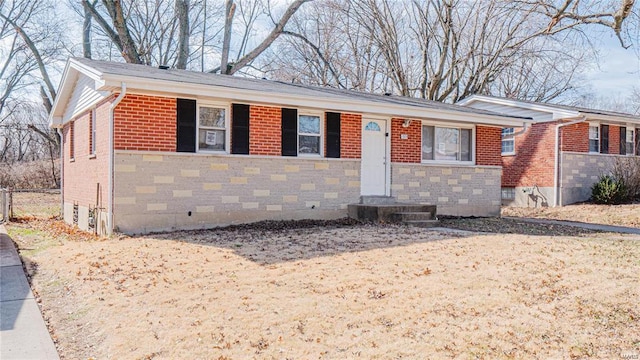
(438, 216), (602, 236)
(502, 203), (640, 228)
(7, 218), (640, 359)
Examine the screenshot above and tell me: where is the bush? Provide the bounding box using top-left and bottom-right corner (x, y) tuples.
(611, 156), (640, 201)
(591, 175), (626, 204)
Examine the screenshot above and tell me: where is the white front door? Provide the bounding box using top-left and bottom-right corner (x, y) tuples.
(361, 119), (387, 195)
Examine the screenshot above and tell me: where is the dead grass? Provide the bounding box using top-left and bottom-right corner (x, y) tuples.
(9, 190), (60, 219)
(503, 203), (640, 228)
(7, 218), (640, 359)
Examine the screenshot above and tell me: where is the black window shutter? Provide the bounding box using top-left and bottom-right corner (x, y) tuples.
(636, 128), (640, 155)
(600, 125), (609, 154)
(281, 108), (298, 156)
(620, 127), (626, 154)
(231, 104), (250, 154)
(326, 112), (341, 158)
(176, 98), (196, 152)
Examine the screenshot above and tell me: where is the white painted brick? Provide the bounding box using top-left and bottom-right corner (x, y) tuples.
(271, 174), (287, 181)
(136, 186), (156, 194)
(266, 205), (282, 211)
(203, 183), (222, 190)
(196, 206), (215, 213)
(115, 197), (136, 205)
(244, 167), (260, 175)
(115, 164), (136, 172)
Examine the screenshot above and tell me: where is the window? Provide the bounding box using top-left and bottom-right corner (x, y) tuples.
(298, 114), (321, 155)
(626, 129), (634, 155)
(501, 187), (515, 200)
(589, 126), (599, 153)
(422, 125), (472, 162)
(501, 128), (515, 155)
(90, 109), (96, 156)
(198, 106), (226, 151)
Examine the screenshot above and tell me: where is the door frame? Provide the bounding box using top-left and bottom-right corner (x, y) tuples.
(360, 116), (391, 196)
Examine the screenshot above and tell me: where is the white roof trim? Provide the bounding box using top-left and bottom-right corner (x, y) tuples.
(458, 95), (578, 121)
(50, 59), (530, 128)
(459, 94), (640, 125)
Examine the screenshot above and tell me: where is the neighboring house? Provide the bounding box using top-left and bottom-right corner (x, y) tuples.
(48, 58), (528, 235)
(458, 95), (640, 207)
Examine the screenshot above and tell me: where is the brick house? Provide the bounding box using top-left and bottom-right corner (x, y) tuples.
(458, 95), (640, 207)
(48, 58), (528, 235)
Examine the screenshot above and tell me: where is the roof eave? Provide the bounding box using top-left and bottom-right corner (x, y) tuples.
(100, 76), (529, 127)
(48, 58), (106, 128)
(580, 112), (640, 124)
(459, 95), (579, 120)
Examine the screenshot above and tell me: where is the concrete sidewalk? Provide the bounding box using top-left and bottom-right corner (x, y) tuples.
(0, 225), (59, 360)
(503, 216), (640, 235)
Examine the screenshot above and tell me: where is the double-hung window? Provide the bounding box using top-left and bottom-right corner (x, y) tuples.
(422, 125), (472, 162)
(198, 105), (227, 152)
(626, 129), (635, 155)
(298, 114), (321, 155)
(501, 128), (515, 155)
(589, 126), (599, 153)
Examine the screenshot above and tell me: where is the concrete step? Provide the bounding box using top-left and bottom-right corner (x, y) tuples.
(360, 195), (397, 205)
(396, 211), (433, 221)
(404, 219), (440, 228)
(348, 203), (436, 224)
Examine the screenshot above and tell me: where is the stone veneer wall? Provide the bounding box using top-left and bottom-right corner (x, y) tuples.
(560, 152), (619, 205)
(113, 152), (361, 234)
(390, 163), (502, 216)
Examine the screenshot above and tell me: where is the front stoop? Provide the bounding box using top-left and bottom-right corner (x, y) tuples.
(347, 200), (438, 227)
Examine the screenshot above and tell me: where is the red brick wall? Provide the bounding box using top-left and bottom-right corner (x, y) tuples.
(560, 121), (589, 152)
(390, 118), (421, 163)
(502, 122), (558, 188)
(249, 105), (282, 155)
(113, 94), (176, 151)
(341, 113), (361, 159)
(63, 98), (111, 209)
(476, 126), (502, 166)
(609, 125), (620, 155)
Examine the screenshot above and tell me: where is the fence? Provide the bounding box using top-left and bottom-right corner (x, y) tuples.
(0, 189), (61, 222)
(0, 188), (8, 223)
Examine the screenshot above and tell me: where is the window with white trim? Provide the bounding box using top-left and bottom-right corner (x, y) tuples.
(298, 114), (321, 155)
(422, 125), (472, 162)
(501, 127), (515, 155)
(589, 125), (599, 153)
(198, 105), (227, 152)
(626, 129), (634, 155)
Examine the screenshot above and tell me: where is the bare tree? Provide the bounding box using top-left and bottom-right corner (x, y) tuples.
(266, 0), (637, 102)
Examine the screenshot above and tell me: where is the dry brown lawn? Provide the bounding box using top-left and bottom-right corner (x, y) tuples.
(503, 203), (640, 228)
(7, 218), (640, 360)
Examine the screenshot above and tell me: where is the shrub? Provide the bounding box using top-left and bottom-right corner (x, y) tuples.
(591, 175), (626, 204)
(611, 156), (640, 201)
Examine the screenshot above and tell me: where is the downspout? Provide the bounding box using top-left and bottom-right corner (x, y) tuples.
(108, 83), (127, 236)
(512, 122), (529, 137)
(554, 116), (587, 207)
(56, 128), (64, 218)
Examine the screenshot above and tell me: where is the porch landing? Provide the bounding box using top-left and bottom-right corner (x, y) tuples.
(347, 196), (438, 228)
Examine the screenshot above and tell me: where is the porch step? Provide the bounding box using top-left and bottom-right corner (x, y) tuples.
(359, 195), (397, 205)
(404, 219), (440, 228)
(348, 203), (437, 225)
(396, 211), (433, 221)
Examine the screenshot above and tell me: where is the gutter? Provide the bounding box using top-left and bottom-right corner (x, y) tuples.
(108, 83), (127, 236)
(554, 116), (587, 207)
(56, 128), (64, 218)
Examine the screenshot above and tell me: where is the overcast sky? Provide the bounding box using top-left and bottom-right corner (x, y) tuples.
(584, 33), (639, 98)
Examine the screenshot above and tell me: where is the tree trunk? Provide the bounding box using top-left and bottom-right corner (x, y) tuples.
(175, 0), (190, 69)
(82, 1), (95, 58)
(102, 0), (142, 64)
(220, 0), (235, 74)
